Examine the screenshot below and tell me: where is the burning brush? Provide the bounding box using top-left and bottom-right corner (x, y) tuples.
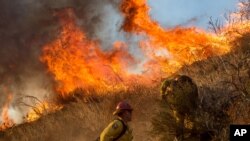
(0, 0), (250, 132)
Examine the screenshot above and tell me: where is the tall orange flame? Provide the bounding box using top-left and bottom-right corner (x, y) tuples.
(120, 0), (231, 74)
(40, 2), (250, 97)
(40, 8), (135, 97)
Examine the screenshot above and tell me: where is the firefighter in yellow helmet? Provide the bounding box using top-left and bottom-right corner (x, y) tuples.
(99, 101), (133, 141)
(161, 75), (198, 140)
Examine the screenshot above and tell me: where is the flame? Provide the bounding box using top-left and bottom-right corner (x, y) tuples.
(40, 3), (250, 98)
(120, 0), (232, 74)
(26, 102), (63, 122)
(40, 8), (135, 97)
(0, 94), (14, 131)
(1, 0), (250, 132)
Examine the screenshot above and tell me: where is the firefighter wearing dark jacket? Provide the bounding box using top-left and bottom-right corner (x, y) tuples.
(161, 75), (199, 140)
(100, 101), (133, 141)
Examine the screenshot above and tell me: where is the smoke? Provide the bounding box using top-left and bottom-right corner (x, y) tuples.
(0, 0), (134, 124)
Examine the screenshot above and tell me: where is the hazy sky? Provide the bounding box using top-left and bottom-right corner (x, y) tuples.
(148, 0), (239, 29)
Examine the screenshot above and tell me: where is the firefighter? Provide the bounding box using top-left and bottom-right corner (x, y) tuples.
(99, 101), (133, 141)
(161, 75), (199, 140)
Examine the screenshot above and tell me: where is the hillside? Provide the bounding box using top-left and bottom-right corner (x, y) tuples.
(1, 0), (250, 141)
(0, 32), (249, 141)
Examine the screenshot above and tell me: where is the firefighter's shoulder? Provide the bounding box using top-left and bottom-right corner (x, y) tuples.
(102, 119), (124, 135)
(110, 120), (123, 130)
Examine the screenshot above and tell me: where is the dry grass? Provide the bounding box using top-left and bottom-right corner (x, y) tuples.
(1, 40), (250, 141)
(0, 86), (161, 141)
(0, 25), (250, 141)
(178, 32), (250, 140)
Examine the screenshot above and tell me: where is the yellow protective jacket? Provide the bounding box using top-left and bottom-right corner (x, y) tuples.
(100, 119), (133, 141)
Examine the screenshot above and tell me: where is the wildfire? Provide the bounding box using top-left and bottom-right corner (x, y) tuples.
(40, 8), (135, 98)
(40, 2), (250, 98)
(26, 102), (63, 123)
(120, 0), (231, 74)
(0, 0), (250, 132)
(0, 94), (14, 131)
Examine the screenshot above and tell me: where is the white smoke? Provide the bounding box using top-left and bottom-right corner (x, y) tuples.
(8, 107), (23, 124)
